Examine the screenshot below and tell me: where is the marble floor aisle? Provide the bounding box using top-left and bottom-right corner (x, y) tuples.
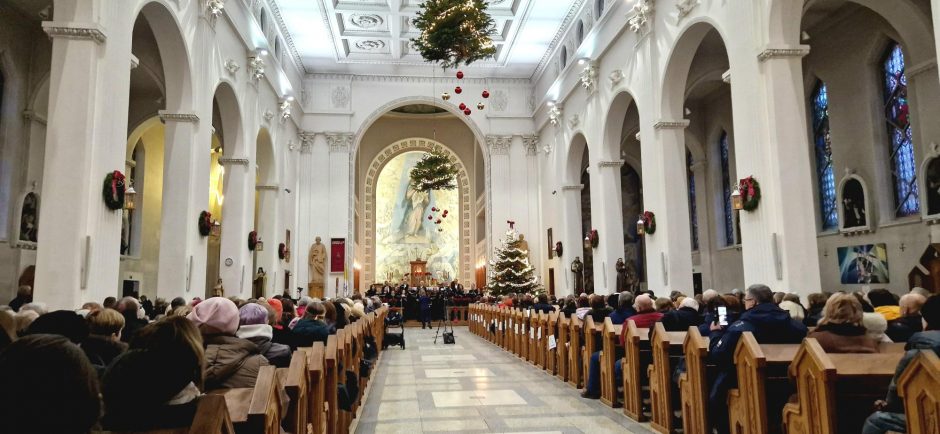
(354, 326), (655, 434)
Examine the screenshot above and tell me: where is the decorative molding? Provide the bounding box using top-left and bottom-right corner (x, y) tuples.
(279, 99), (293, 122)
(255, 184), (279, 191)
(486, 135), (512, 155)
(676, 0), (699, 20)
(549, 105), (563, 126)
(265, 0), (307, 74)
(22, 110), (47, 126)
(533, 0), (588, 80)
(492, 90), (509, 112)
(757, 45), (811, 62)
(568, 114), (580, 129)
(331, 86), (350, 109)
(205, 0), (225, 26)
(326, 133), (354, 153)
(598, 160), (625, 169)
(579, 61), (598, 93)
(522, 136), (539, 156)
(158, 111), (200, 123)
(608, 69), (624, 88)
(909, 59), (938, 78)
(627, 0), (655, 34)
(299, 132), (315, 154)
(561, 184), (584, 191)
(224, 59), (239, 76)
(42, 22), (107, 44)
(12, 241), (38, 251)
(307, 73), (530, 86)
(248, 54), (265, 81)
(218, 157), (250, 166)
(263, 110), (274, 122)
(653, 119), (690, 130)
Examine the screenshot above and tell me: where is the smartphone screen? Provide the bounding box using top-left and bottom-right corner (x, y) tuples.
(718, 306), (728, 326)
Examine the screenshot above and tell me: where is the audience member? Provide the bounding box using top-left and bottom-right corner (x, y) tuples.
(660, 297), (703, 332)
(654, 297), (673, 313)
(8, 285), (32, 312)
(868, 289), (901, 321)
(863, 295), (940, 434)
(804, 293), (828, 326)
(26, 309), (89, 344)
(237, 303), (291, 367)
(293, 302), (332, 347)
(561, 296), (577, 317)
(19, 302), (47, 316)
(574, 295), (591, 320)
(14, 309), (38, 337)
(608, 293), (636, 325)
(187, 297), (268, 390)
(886, 293), (926, 343)
(0, 334), (101, 434)
(808, 293), (878, 353)
(588, 294), (612, 323)
(116, 297), (148, 343)
(619, 294), (662, 346)
(103, 296), (117, 309)
(862, 311), (893, 343)
(778, 300), (805, 322)
(530, 294), (554, 314)
(83, 308), (129, 374)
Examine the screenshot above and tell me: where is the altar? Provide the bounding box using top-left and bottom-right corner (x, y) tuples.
(410, 260), (428, 287)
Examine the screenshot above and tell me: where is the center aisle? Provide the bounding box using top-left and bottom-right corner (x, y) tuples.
(355, 326), (654, 433)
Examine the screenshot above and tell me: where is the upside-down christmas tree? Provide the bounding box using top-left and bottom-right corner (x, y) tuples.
(488, 224), (541, 296)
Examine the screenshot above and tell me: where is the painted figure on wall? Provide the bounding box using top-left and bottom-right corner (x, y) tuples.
(399, 186), (430, 241)
(308, 237), (327, 296)
(842, 178), (867, 228)
(19, 192), (38, 243)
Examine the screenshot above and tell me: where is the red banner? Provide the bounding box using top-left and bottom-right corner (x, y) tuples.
(330, 238), (345, 273)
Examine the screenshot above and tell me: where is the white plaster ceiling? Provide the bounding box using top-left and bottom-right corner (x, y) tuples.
(275, 0), (581, 78)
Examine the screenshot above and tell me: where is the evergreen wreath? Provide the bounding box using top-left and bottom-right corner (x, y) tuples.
(278, 243), (287, 260)
(198, 211), (213, 237)
(248, 231), (258, 251)
(739, 176), (761, 212)
(410, 151), (459, 191)
(642, 211), (657, 235)
(102, 170), (127, 211)
(411, 0), (497, 68)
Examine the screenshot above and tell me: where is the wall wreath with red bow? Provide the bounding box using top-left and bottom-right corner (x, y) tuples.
(198, 211), (213, 237)
(588, 229), (599, 248)
(278, 243), (287, 260)
(739, 176), (761, 212)
(248, 231), (258, 251)
(642, 211), (657, 235)
(102, 170), (126, 210)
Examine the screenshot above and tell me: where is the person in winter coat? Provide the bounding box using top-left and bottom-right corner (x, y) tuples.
(236, 303), (290, 367)
(659, 297), (704, 333)
(886, 293), (926, 343)
(187, 297), (268, 390)
(863, 295), (940, 434)
(292, 302), (332, 347)
(803, 293), (828, 327)
(607, 293), (637, 326)
(807, 293), (878, 353)
(707, 284), (807, 434)
(83, 308), (129, 375)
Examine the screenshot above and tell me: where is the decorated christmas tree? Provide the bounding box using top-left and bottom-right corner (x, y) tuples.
(487, 223), (541, 296)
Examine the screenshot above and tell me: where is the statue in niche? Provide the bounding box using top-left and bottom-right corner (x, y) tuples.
(19, 193), (38, 243)
(926, 158), (940, 216)
(842, 178), (867, 228)
(571, 256), (584, 294)
(624, 261), (640, 295)
(308, 237), (327, 296)
(517, 234), (531, 262)
(253, 267), (266, 298)
(616, 258), (627, 293)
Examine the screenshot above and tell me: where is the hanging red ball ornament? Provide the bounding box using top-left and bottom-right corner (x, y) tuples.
(454, 86), (462, 94)
(428, 215), (433, 220)
(456, 71), (464, 79)
(458, 103), (466, 111)
(432, 207), (438, 212)
(435, 219), (442, 224)
(482, 90), (490, 98)
(464, 109), (472, 115)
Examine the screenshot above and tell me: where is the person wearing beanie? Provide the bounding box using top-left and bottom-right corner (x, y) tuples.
(292, 302), (332, 347)
(187, 297), (268, 390)
(236, 303), (290, 367)
(26, 310), (90, 344)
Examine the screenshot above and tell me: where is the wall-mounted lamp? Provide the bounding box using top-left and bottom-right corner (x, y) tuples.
(124, 182), (137, 211)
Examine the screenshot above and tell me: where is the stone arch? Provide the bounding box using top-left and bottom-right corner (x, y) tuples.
(256, 128), (277, 185)
(602, 90), (640, 161)
(361, 138), (473, 285)
(838, 173), (872, 232)
(566, 133), (589, 185)
(660, 19), (731, 120)
(134, 0), (194, 112)
(212, 81), (244, 155)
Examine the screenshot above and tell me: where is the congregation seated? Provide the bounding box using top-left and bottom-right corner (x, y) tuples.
(660, 297), (703, 332)
(807, 293), (879, 353)
(560, 296), (577, 316)
(82, 308), (129, 375)
(863, 295), (940, 434)
(236, 303), (290, 368)
(608, 292), (636, 325)
(706, 284), (807, 434)
(187, 297), (269, 390)
(869, 288), (902, 321)
(587, 294), (612, 323)
(530, 293), (554, 314)
(654, 297), (673, 313)
(621, 295), (662, 344)
(886, 292), (926, 343)
(574, 294), (591, 319)
(803, 292), (829, 326)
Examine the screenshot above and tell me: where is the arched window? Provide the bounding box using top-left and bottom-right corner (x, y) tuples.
(812, 81), (838, 229)
(560, 46), (568, 67)
(577, 21), (585, 45)
(259, 8), (267, 33)
(882, 42), (919, 217)
(719, 132), (735, 246)
(595, 0), (606, 18)
(687, 150), (699, 251)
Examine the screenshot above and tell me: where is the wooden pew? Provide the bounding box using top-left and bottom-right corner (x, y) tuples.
(324, 335), (339, 434)
(568, 315), (583, 388)
(678, 326), (711, 434)
(546, 311), (559, 375)
(516, 309), (528, 360)
(99, 394), (237, 434)
(501, 308), (511, 351)
(529, 310), (541, 365)
(536, 312), (548, 369)
(782, 338), (904, 434)
(280, 350), (309, 434)
(599, 317), (621, 407)
(211, 365), (285, 434)
(648, 324), (687, 434)
(623, 320), (651, 422)
(304, 342), (327, 434)
(897, 350), (940, 434)
(581, 315), (600, 391)
(727, 333), (799, 434)
(556, 313), (569, 382)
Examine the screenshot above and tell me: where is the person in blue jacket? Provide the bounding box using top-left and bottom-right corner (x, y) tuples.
(706, 284), (807, 434)
(419, 289), (432, 329)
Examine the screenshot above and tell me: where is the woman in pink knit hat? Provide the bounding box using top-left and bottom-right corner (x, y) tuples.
(187, 297), (268, 390)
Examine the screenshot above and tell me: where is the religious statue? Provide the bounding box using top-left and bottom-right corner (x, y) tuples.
(571, 256), (584, 294)
(253, 267), (266, 298)
(624, 261), (640, 295)
(518, 234), (531, 262)
(308, 237), (327, 297)
(212, 279), (224, 298)
(616, 258), (627, 293)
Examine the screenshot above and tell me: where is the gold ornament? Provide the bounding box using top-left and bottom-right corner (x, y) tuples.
(441, 92), (451, 101)
(477, 102), (485, 110)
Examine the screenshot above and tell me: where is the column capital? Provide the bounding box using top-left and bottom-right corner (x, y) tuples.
(757, 45), (810, 62)
(42, 21), (107, 44)
(486, 135), (512, 155)
(325, 133), (353, 153)
(598, 160), (625, 169)
(561, 184), (584, 192)
(654, 119), (690, 130)
(158, 110), (200, 123)
(299, 131), (316, 153)
(522, 135), (539, 156)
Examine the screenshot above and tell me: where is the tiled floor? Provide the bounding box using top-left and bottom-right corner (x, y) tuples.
(354, 326), (655, 434)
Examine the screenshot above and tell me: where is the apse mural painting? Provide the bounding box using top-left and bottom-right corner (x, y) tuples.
(375, 151), (458, 283)
(838, 243), (889, 284)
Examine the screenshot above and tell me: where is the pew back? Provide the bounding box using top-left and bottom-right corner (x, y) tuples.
(897, 350), (940, 434)
(623, 320), (651, 421)
(678, 326), (710, 434)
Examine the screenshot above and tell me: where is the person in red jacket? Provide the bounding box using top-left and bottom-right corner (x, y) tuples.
(619, 294), (663, 346)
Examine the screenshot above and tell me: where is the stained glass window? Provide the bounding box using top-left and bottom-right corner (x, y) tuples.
(719, 132), (735, 246)
(687, 150), (700, 251)
(812, 82), (838, 229)
(883, 42), (920, 217)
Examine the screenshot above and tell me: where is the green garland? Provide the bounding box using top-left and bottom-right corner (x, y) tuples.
(410, 151), (459, 191)
(739, 176), (761, 212)
(102, 171), (126, 211)
(411, 0), (497, 68)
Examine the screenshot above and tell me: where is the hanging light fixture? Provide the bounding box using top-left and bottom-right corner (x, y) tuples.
(124, 182), (137, 211)
(636, 215), (646, 236)
(583, 233), (592, 250)
(731, 184), (744, 210)
(211, 220), (222, 237)
(256, 237), (264, 252)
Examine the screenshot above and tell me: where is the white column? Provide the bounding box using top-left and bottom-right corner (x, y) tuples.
(295, 133), (317, 293)
(523, 136), (542, 270)
(559, 184), (584, 296)
(218, 156), (253, 299)
(255, 185), (279, 297)
(487, 136), (512, 237)
(590, 160), (625, 295)
(327, 133), (353, 297)
(35, 11), (129, 310)
(641, 121), (694, 295)
(689, 158), (714, 289)
(934, 0), (940, 84)
(156, 112), (203, 301)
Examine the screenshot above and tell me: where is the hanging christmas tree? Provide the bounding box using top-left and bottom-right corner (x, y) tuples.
(488, 225), (541, 296)
(411, 0), (497, 68)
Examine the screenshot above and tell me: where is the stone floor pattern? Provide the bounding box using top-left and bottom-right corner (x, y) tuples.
(354, 326), (655, 434)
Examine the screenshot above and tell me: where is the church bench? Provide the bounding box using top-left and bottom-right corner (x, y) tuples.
(280, 350), (309, 434)
(501, 308), (511, 351)
(95, 394), (236, 434)
(599, 317), (621, 407)
(304, 342), (327, 434)
(581, 316), (602, 392)
(678, 326), (711, 434)
(529, 311), (542, 366)
(897, 350), (940, 434)
(782, 338), (904, 434)
(623, 320), (651, 422)
(324, 335), (339, 434)
(210, 365), (285, 434)
(556, 313), (570, 382)
(648, 324), (687, 434)
(546, 311), (559, 375)
(727, 333), (799, 434)
(568, 315), (584, 388)
(516, 309), (528, 360)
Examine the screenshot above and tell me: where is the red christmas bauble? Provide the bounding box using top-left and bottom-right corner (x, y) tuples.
(428, 215), (433, 220)
(432, 207), (438, 212)
(464, 109), (472, 115)
(456, 71), (464, 79)
(455, 86), (462, 94)
(435, 219), (442, 224)
(458, 103), (466, 110)
(482, 90), (490, 98)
